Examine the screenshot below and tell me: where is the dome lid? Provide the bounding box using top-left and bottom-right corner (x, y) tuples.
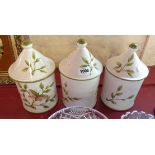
(8, 41), (55, 82)
(106, 43), (149, 81)
(59, 39), (103, 80)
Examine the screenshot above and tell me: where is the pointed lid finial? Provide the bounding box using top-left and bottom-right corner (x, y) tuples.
(77, 38), (86, 44)
(59, 39), (103, 80)
(129, 43), (137, 49)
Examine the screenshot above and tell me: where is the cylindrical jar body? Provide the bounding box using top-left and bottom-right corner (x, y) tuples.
(61, 74), (100, 108)
(101, 68), (144, 111)
(16, 73), (58, 113)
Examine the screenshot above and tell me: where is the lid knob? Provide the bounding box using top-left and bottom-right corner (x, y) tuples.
(129, 43), (137, 49)
(22, 40), (33, 48)
(77, 38), (87, 47)
(77, 38), (86, 44)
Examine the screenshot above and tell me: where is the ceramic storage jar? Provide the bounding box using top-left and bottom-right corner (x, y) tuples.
(59, 39), (103, 108)
(101, 43), (149, 111)
(8, 41), (58, 113)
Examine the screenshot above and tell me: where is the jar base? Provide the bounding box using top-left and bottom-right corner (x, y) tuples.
(23, 99), (58, 114)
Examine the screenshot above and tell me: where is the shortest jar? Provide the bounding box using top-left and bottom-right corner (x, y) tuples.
(8, 41), (58, 113)
(101, 43), (149, 111)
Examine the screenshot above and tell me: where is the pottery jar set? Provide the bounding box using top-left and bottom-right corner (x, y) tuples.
(8, 40), (149, 113)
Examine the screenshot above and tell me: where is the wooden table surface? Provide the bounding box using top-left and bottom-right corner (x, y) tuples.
(0, 67), (155, 119)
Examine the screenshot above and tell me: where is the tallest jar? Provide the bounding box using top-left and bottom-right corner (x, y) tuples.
(8, 41), (58, 113)
(59, 39), (103, 108)
(101, 43), (149, 111)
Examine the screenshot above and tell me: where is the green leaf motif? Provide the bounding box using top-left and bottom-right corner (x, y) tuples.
(30, 89), (39, 96)
(24, 84), (27, 90)
(114, 53), (135, 77)
(116, 92), (123, 96)
(68, 97), (73, 101)
(31, 106), (36, 109)
(128, 72), (133, 77)
(39, 82), (44, 90)
(21, 89), (26, 92)
(49, 82), (54, 87)
(22, 67), (29, 72)
(63, 82), (81, 103)
(111, 93), (115, 98)
(44, 89), (51, 93)
(35, 58), (40, 63)
(64, 82), (67, 87)
(111, 100), (116, 104)
(43, 105), (49, 108)
(63, 87), (68, 95)
(39, 66), (46, 69)
(126, 70), (134, 77)
(128, 95), (134, 99)
(106, 85), (135, 105)
(45, 97), (50, 103)
(80, 64), (89, 68)
(32, 70), (35, 75)
(116, 62), (122, 67)
(117, 85), (123, 92)
(39, 70), (46, 73)
(128, 54), (134, 62)
(72, 97), (80, 100)
(25, 60), (29, 66)
(32, 52), (36, 60)
(50, 98), (54, 102)
(82, 57), (89, 64)
(114, 66), (121, 70)
(126, 70), (134, 74)
(39, 94), (48, 98)
(126, 62), (133, 66)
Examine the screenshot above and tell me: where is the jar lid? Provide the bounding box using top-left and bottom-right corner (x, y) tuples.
(59, 39), (103, 80)
(106, 43), (149, 81)
(8, 41), (55, 82)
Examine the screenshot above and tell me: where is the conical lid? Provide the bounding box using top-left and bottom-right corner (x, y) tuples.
(59, 39), (103, 80)
(8, 41), (55, 82)
(106, 43), (149, 81)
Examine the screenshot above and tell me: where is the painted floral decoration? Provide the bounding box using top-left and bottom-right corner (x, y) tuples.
(18, 82), (56, 109)
(106, 85), (134, 104)
(80, 52), (98, 75)
(63, 82), (81, 103)
(114, 54), (135, 77)
(22, 52), (46, 75)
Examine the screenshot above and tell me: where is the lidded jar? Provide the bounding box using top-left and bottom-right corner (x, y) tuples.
(59, 39), (103, 108)
(8, 41), (58, 113)
(101, 43), (149, 111)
